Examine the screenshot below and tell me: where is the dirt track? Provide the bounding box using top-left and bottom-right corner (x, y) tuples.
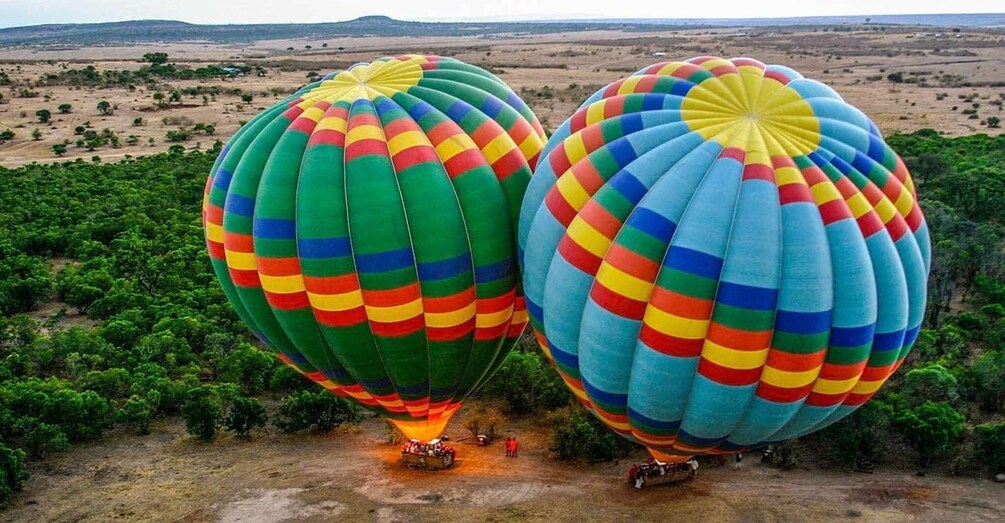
(4, 408), (1003, 523)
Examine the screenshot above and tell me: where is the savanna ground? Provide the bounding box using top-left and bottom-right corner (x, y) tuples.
(2, 24), (1005, 522)
(2, 25), (1005, 166)
(4, 404), (1005, 523)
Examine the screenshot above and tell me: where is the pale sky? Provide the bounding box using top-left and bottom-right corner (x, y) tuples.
(0, 0), (1002, 28)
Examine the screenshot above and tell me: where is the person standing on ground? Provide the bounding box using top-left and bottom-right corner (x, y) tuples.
(733, 452), (743, 470)
(513, 437), (519, 458)
(505, 437), (512, 457)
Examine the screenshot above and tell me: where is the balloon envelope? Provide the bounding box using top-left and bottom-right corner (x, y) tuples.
(519, 56), (930, 456)
(204, 55), (545, 441)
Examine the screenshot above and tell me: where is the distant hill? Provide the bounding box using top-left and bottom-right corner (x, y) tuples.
(0, 13), (1002, 46)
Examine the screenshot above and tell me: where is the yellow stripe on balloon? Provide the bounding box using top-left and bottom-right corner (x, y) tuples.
(259, 274), (306, 294)
(365, 298), (423, 323)
(810, 180), (842, 205)
(476, 306), (514, 328)
(480, 133), (516, 165)
(774, 166), (805, 186)
(701, 340), (769, 370)
(850, 378), (885, 395)
(563, 132), (589, 165)
(518, 134), (543, 161)
(617, 75), (644, 95)
(434, 134), (478, 162)
(586, 101), (607, 126)
(643, 307), (710, 339)
(874, 198), (897, 224)
(345, 124), (385, 146)
(224, 250), (257, 270)
(811, 376), (861, 395)
(893, 189), (914, 217)
(386, 131), (429, 156)
(425, 302), (476, 328)
(206, 223), (224, 243)
(566, 217), (612, 258)
(846, 193), (872, 218)
(595, 264), (653, 302)
(760, 366), (821, 389)
(314, 116), (348, 133)
(555, 171), (591, 211)
(299, 106), (326, 123)
(307, 290), (364, 312)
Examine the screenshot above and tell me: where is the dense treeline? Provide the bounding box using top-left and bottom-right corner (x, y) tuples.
(1, 130), (1005, 505)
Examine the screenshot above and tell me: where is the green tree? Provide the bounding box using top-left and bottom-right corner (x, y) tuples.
(813, 399), (894, 465)
(973, 422), (1005, 475)
(142, 52), (169, 65)
(0, 129), (14, 142)
(550, 407), (633, 463)
(57, 103), (72, 114)
(217, 343), (275, 394)
(894, 401), (965, 466)
(181, 385), (223, 441)
(96, 100), (112, 115)
(52, 143), (67, 156)
(35, 109), (51, 123)
(241, 93), (253, 103)
(274, 390), (361, 433)
(118, 395), (152, 435)
(901, 364), (960, 406)
(477, 349), (570, 415)
(224, 396), (267, 438)
(31, 128), (42, 140)
(987, 116), (1001, 129)
(0, 443), (28, 506)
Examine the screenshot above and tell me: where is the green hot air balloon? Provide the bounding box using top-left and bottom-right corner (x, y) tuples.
(203, 55), (545, 441)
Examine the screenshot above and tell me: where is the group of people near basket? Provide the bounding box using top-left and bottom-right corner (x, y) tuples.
(401, 439), (455, 460)
(628, 457), (699, 488)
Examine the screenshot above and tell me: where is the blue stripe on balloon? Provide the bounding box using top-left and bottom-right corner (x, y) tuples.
(642, 93), (665, 111)
(417, 253), (472, 281)
(354, 247), (415, 273)
(774, 309), (831, 334)
(297, 237), (351, 259)
(716, 281), (778, 311)
(474, 258), (511, 283)
(829, 324), (876, 347)
(395, 381), (431, 395)
(904, 325), (921, 347)
(526, 297), (544, 322)
(254, 217), (296, 239)
(608, 172), (648, 204)
(872, 329), (906, 351)
(629, 407), (681, 431)
(626, 207), (677, 242)
(663, 246), (723, 280)
(213, 168), (234, 190)
(583, 378), (627, 407)
(620, 112), (645, 135)
(409, 100), (435, 122)
(359, 375), (393, 389)
(852, 151), (874, 177)
(607, 138), (638, 168)
(445, 100), (473, 122)
(226, 193), (255, 217)
(867, 134), (886, 164)
(670, 80), (694, 97)
(480, 96), (505, 119)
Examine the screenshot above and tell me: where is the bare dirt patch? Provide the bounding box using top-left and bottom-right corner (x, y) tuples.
(2, 408), (1003, 522)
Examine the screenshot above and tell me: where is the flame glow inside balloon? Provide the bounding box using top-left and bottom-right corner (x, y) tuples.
(203, 55), (546, 441)
(519, 56), (930, 457)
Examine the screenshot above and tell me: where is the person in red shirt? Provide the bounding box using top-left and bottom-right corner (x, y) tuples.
(512, 437), (519, 457)
(504, 437), (512, 457)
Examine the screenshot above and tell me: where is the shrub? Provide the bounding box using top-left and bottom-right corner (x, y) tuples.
(550, 406), (634, 463)
(268, 365), (314, 392)
(813, 399), (895, 465)
(477, 347), (570, 415)
(0, 443), (28, 506)
(462, 404), (503, 438)
(217, 343), (275, 394)
(274, 390), (361, 433)
(118, 395), (152, 435)
(35, 109), (51, 123)
(57, 103), (72, 114)
(224, 396), (267, 438)
(894, 401), (965, 466)
(973, 422), (1005, 475)
(181, 385), (224, 441)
